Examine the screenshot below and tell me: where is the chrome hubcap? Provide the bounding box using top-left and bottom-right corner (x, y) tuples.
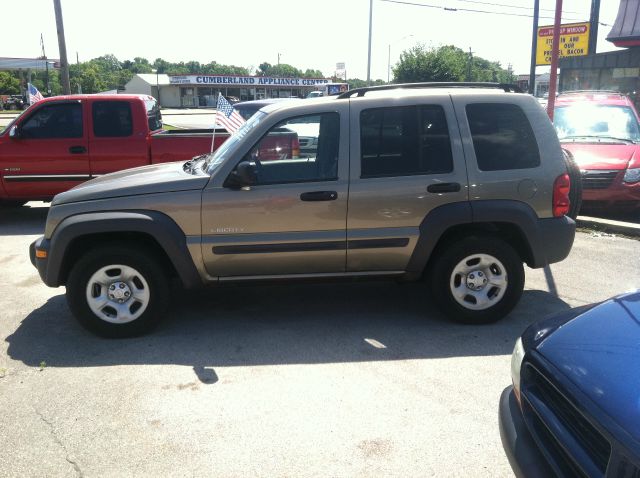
(85, 265), (150, 324)
(450, 254), (508, 311)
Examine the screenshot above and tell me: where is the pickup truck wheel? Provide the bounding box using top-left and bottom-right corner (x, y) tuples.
(66, 246), (169, 338)
(429, 236), (524, 324)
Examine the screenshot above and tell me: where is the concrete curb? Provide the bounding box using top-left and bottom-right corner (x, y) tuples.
(577, 215), (640, 237)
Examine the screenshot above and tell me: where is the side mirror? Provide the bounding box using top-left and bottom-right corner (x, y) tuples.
(225, 161), (257, 188)
(8, 125), (21, 139)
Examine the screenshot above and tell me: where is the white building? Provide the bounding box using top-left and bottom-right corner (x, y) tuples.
(123, 73), (331, 108)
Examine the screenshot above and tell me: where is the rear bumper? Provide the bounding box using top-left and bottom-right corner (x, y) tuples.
(531, 216), (575, 267)
(30, 236), (53, 286)
(499, 386), (555, 478)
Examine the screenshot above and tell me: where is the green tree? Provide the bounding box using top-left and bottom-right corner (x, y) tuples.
(393, 44), (510, 84)
(122, 57), (153, 74)
(345, 78), (385, 89)
(0, 71), (20, 94)
(153, 58), (171, 74)
(304, 69), (324, 78)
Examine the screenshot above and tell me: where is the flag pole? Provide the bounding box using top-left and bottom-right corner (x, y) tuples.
(210, 93), (219, 153)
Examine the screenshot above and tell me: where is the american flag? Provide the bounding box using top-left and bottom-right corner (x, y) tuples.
(27, 83), (44, 105)
(215, 93), (245, 133)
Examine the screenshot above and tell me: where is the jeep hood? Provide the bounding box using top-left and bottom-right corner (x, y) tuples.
(537, 292), (640, 442)
(561, 143), (639, 170)
(52, 161), (209, 205)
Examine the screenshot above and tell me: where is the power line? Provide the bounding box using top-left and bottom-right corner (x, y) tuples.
(454, 0), (580, 15)
(379, 0), (612, 26)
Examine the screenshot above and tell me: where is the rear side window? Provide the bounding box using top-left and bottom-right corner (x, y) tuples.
(93, 101), (133, 137)
(466, 103), (540, 171)
(144, 98), (162, 131)
(360, 105), (453, 178)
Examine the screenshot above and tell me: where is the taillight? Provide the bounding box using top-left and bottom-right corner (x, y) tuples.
(291, 137), (300, 159)
(553, 173), (570, 217)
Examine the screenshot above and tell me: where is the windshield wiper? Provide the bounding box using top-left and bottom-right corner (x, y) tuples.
(561, 135), (636, 144)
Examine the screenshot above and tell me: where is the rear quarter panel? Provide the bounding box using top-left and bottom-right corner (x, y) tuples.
(451, 93), (565, 218)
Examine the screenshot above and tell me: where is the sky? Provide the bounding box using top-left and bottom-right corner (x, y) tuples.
(2, 0), (623, 80)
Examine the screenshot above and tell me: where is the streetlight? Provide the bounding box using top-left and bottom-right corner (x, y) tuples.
(388, 34), (414, 84)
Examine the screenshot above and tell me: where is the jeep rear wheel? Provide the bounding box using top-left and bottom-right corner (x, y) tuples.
(66, 246), (170, 338)
(429, 236), (524, 324)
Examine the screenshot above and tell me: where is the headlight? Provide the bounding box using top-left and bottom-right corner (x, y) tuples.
(510, 337), (526, 404)
(623, 167), (640, 184)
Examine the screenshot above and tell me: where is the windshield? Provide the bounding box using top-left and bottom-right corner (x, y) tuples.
(1, 108), (30, 134)
(554, 104), (640, 142)
(205, 111), (267, 174)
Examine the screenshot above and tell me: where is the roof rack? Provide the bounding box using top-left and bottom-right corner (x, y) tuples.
(337, 82), (523, 99)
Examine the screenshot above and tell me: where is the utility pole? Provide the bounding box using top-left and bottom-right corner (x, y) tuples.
(589, 0), (601, 55)
(41, 34), (50, 96)
(529, 0), (540, 95)
(366, 0), (373, 86)
(53, 0), (71, 94)
(467, 48), (473, 81)
(546, 0), (563, 121)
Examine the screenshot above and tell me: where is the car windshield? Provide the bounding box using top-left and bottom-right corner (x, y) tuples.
(554, 104), (640, 142)
(205, 111), (267, 174)
(1, 108), (30, 134)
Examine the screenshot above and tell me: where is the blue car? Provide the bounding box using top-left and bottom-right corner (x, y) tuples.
(500, 291), (640, 477)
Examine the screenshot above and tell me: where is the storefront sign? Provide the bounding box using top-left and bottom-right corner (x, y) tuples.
(536, 22), (590, 66)
(169, 75), (331, 87)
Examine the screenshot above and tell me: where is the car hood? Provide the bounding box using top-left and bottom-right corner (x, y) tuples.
(52, 161), (209, 205)
(537, 292), (640, 441)
(562, 143), (639, 170)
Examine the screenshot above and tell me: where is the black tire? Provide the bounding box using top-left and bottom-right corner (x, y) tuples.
(562, 148), (582, 220)
(429, 235), (525, 324)
(66, 245), (170, 338)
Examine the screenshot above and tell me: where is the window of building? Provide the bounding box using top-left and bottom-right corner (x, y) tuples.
(92, 101), (133, 137)
(21, 102), (83, 139)
(241, 112), (339, 185)
(360, 105), (453, 178)
(466, 103), (540, 171)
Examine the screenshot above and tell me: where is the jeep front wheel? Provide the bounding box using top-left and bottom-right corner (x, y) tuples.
(429, 236), (524, 324)
(66, 246), (170, 337)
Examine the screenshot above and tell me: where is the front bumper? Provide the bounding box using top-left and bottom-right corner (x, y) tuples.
(30, 236), (51, 285)
(582, 170), (640, 208)
(499, 386), (555, 478)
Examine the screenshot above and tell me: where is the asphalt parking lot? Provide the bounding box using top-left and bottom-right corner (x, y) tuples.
(1, 203), (639, 477)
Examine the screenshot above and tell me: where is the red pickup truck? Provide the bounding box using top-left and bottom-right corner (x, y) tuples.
(0, 94), (231, 206)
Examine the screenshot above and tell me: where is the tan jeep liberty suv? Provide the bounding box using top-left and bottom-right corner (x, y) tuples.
(30, 83), (576, 337)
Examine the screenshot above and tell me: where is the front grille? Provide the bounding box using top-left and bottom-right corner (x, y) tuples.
(523, 364), (611, 475)
(581, 170), (619, 189)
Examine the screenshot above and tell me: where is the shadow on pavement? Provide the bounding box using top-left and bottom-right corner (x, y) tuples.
(0, 203), (48, 236)
(6, 282), (571, 370)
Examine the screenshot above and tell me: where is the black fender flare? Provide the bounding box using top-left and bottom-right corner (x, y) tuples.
(45, 210), (202, 288)
(406, 200), (575, 273)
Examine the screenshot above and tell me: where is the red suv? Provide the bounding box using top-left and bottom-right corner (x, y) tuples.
(554, 91), (640, 212)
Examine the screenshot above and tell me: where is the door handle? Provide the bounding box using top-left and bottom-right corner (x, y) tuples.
(300, 191), (338, 201)
(427, 182), (461, 193)
(69, 146), (86, 154)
